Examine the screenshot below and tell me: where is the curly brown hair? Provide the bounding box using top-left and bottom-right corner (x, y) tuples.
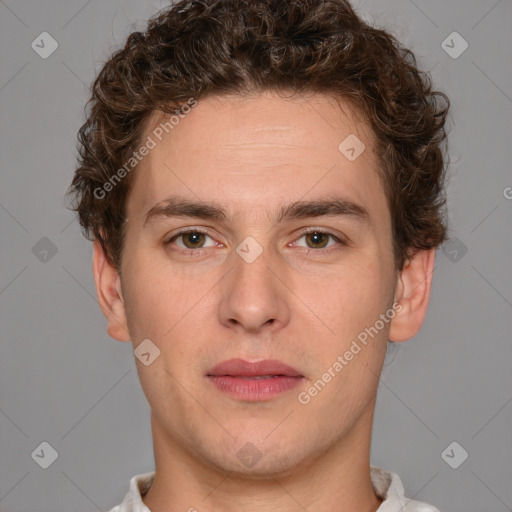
(66, 0), (450, 272)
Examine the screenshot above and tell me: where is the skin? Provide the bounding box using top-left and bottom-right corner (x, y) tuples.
(93, 90), (436, 511)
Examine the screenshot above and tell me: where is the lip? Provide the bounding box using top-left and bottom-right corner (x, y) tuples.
(207, 358), (304, 401)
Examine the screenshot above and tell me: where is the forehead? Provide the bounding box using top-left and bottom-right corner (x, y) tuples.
(126, 91), (386, 225)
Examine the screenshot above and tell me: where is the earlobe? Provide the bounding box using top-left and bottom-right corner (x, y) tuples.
(92, 239), (131, 342)
(388, 248), (436, 343)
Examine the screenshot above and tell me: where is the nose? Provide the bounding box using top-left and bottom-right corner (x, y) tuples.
(218, 242), (291, 334)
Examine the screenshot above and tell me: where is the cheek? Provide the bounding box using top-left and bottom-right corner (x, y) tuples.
(123, 283), (168, 340)
(123, 266), (215, 380)
(308, 258), (390, 340)
(122, 256), (200, 337)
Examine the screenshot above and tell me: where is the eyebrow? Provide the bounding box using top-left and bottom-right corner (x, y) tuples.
(143, 194), (370, 228)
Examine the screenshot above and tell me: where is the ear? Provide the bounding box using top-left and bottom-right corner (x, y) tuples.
(388, 248), (436, 342)
(92, 238), (131, 342)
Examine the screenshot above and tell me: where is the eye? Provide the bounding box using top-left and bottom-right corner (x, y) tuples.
(291, 229), (345, 252)
(164, 228), (346, 256)
(165, 229), (220, 251)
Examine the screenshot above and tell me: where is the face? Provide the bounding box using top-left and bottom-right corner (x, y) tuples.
(110, 91), (401, 476)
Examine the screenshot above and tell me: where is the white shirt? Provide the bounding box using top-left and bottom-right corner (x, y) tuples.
(107, 466), (440, 511)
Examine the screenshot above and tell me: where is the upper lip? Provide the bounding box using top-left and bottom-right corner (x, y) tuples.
(207, 358), (303, 377)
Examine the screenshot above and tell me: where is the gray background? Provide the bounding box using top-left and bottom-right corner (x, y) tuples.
(1, 0), (511, 510)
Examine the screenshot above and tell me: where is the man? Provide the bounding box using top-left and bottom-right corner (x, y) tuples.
(67, 0), (450, 510)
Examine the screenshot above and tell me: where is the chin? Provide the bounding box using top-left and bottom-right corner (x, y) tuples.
(214, 450), (304, 480)
(197, 433), (309, 480)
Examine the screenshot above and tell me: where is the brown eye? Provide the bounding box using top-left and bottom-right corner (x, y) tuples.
(291, 229), (346, 255)
(165, 229), (217, 251)
(180, 231), (206, 249)
(304, 231), (330, 249)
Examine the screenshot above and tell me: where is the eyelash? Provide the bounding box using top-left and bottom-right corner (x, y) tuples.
(164, 227), (347, 257)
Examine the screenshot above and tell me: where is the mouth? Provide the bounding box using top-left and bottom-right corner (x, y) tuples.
(206, 358), (304, 401)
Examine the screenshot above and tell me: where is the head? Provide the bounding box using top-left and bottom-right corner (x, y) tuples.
(67, 0), (449, 477)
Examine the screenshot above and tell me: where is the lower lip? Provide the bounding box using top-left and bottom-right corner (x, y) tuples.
(207, 375), (303, 401)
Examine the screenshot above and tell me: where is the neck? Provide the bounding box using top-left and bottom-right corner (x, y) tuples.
(142, 402), (382, 512)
